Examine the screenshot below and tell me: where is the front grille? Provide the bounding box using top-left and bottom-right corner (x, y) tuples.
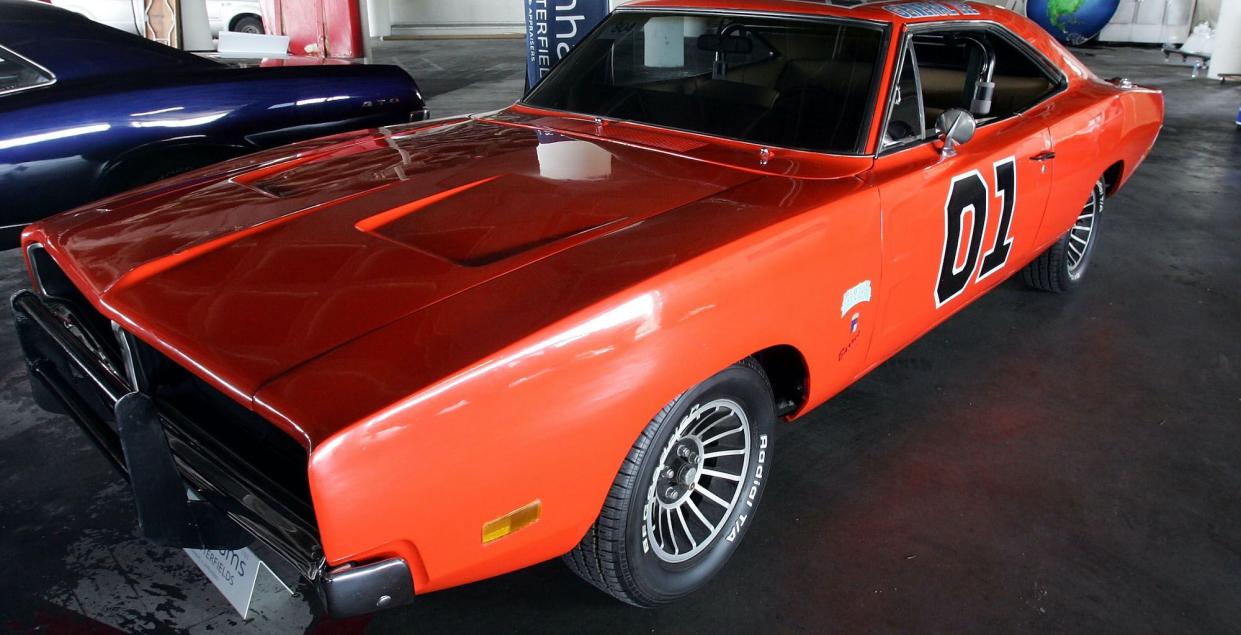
(18, 247), (322, 578)
(125, 335), (314, 513)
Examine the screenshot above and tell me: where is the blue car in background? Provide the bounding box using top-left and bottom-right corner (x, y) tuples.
(0, 0), (427, 247)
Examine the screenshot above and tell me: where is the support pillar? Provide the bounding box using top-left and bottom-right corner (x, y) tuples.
(181, 0), (214, 51)
(366, 0), (392, 38)
(1208, 0), (1241, 78)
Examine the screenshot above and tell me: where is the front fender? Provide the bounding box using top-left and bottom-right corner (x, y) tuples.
(265, 175), (883, 593)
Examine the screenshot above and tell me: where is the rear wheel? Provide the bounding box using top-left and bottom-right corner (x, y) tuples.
(564, 359), (775, 606)
(1023, 178), (1105, 292)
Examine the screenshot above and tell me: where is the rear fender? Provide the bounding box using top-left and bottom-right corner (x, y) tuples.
(1110, 88), (1164, 194)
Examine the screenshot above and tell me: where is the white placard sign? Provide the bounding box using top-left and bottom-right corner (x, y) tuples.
(185, 545), (295, 618)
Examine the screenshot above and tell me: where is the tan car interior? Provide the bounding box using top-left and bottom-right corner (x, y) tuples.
(919, 66), (1055, 122)
(913, 31), (1059, 126)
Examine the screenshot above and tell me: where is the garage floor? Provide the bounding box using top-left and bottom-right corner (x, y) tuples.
(1, 40), (1239, 633)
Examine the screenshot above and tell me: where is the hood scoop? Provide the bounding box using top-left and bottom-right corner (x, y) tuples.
(355, 173), (638, 267)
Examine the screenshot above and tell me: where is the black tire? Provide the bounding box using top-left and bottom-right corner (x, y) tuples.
(564, 359), (775, 606)
(232, 15), (264, 34)
(1022, 179), (1105, 293)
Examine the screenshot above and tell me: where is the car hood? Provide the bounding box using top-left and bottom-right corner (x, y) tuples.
(34, 114), (782, 405)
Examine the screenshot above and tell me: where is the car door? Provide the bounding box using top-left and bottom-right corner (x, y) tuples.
(866, 24), (1062, 364)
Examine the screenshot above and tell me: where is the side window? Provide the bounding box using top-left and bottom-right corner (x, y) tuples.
(0, 46), (53, 95)
(883, 45), (925, 148)
(912, 28), (1059, 124)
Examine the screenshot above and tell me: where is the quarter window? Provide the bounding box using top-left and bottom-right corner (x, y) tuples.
(883, 45), (925, 148)
(0, 46), (53, 95)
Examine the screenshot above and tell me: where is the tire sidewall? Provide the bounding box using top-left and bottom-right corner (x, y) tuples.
(622, 364), (775, 604)
(235, 17), (264, 34)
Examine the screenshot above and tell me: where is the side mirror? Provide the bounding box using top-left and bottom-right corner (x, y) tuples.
(934, 108), (976, 157)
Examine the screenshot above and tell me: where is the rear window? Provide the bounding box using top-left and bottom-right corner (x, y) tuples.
(0, 46), (53, 95)
(524, 12), (887, 154)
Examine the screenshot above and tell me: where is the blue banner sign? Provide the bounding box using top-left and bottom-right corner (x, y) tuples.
(525, 0), (610, 89)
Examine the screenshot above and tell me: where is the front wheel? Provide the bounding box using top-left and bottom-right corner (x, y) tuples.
(564, 359), (775, 606)
(1023, 178), (1105, 293)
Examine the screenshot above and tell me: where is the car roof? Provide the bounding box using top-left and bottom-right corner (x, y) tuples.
(618, 0), (1014, 25)
(0, 0), (217, 83)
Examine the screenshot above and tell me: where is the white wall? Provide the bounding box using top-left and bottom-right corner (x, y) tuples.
(381, 0), (1220, 30)
(1207, 0), (1240, 77)
(387, 0), (629, 38)
(1193, 0), (1220, 26)
(390, 0), (523, 27)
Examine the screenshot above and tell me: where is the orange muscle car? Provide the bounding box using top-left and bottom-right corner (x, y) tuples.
(12, 0), (1162, 616)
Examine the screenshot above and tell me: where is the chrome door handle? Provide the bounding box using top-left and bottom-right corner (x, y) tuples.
(1029, 151), (1057, 161)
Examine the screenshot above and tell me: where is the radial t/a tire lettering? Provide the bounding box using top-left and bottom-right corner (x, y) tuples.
(564, 359), (776, 606)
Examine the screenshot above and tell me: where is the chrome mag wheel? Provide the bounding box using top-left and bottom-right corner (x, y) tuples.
(565, 360), (775, 606)
(644, 399), (751, 563)
(1067, 185), (1102, 279)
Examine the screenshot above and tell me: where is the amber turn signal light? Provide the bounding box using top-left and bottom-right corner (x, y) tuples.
(482, 500), (541, 544)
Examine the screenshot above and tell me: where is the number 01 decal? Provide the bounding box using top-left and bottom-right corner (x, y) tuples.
(935, 157), (1017, 307)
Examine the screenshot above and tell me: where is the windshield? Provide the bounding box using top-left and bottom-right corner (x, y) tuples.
(524, 11), (887, 154)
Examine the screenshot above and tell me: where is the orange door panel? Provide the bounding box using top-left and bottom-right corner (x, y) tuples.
(1038, 95), (1117, 247)
(869, 115), (1053, 363)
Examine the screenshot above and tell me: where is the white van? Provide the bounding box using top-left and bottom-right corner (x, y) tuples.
(48, 0), (264, 37)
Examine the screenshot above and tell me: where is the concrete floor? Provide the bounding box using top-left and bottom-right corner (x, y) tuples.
(1, 39), (1239, 633)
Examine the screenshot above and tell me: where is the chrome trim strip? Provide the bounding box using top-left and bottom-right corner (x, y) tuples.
(0, 43), (58, 98)
(111, 321), (143, 391)
(13, 291), (130, 404)
(25, 243), (47, 296)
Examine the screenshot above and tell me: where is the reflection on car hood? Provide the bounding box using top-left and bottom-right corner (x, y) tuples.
(35, 115), (774, 403)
